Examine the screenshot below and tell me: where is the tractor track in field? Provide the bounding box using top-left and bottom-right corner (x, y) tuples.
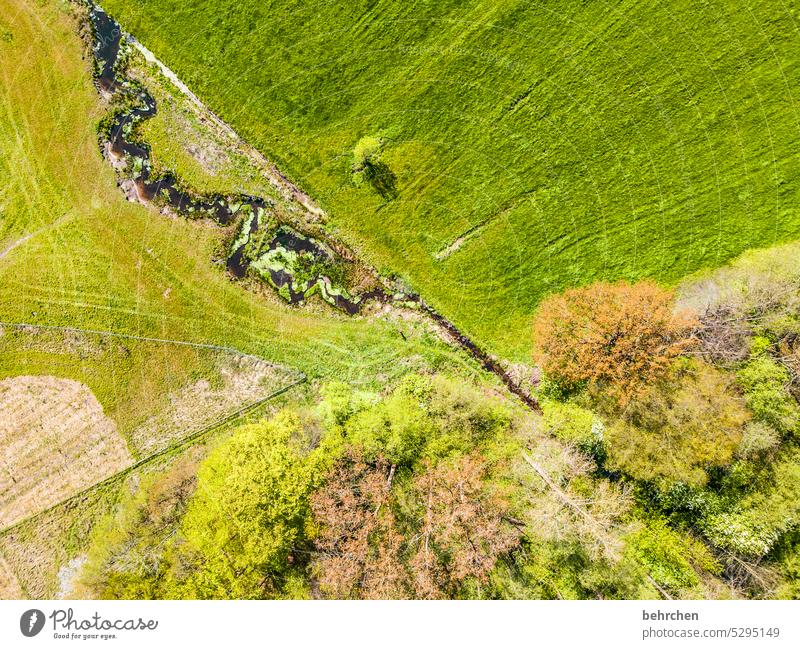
(0, 320), (302, 370)
(0, 212), (73, 261)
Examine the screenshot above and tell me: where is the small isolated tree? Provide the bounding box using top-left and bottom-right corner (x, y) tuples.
(351, 134), (398, 199)
(351, 135), (383, 173)
(532, 280), (696, 404)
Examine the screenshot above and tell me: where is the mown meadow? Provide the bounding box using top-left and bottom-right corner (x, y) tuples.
(102, 0), (800, 359)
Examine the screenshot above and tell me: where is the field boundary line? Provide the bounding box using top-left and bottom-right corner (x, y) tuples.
(0, 376), (306, 537)
(0, 321), (302, 375)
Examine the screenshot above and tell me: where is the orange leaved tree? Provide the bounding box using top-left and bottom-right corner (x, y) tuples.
(532, 280), (696, 404)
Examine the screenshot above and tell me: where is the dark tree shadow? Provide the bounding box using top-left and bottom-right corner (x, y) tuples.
(363, 160), (398, 200)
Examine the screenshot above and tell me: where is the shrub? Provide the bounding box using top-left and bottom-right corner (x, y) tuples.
(351, 135), (383, 173)
(489, 539), (653, 599)
(774, 529), (800, 599)
(702, 513), (781, 557)
(624, 518), (719, 593)
(701, 450), (800, 558)
(737, 357), (800, 437)
(542, 401), (594, 444)
(75, 454), (199, 599)
(750, 335), (773, 357)
(736, 422), (781, 459)
(532, 280), (695, 405)
(346, 388), (433, 465)
(351, 134), (398, 199)
(423, 375), (513, 459)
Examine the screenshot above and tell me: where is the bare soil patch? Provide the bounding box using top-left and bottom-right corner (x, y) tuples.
(0, 554), (23, 598)
(129, 355), (286, 456)
(0, 376), (133, 528)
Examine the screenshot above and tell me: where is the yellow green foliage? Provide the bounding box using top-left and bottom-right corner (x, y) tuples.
(351, 135), (383, 172)
(624, 518), (720, 593)
(702, 449), (800, 557)
(737, 357), (800, 437)
(605, 361), (748, 486)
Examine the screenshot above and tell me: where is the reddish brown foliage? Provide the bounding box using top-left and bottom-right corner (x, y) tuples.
(532, 280), (696, 403)
(310, 451), (519, 599)
(310, 451), (406, 599)
(408, 455), (520, 598)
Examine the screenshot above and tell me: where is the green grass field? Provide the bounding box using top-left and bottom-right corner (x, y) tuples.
(0, 0), (468, 387)
(101, 0), (800, 359)
(129, 52), (286, 200)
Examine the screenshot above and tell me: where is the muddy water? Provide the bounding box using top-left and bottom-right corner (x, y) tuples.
(85, 2), (540, 412)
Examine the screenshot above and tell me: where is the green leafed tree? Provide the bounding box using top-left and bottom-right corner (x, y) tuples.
(351, 135), (383, 173)
(604, 360), (749, 486)
(174, 411), (318, 598)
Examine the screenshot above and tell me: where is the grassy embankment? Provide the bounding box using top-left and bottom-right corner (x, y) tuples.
(103, 0), (800, 360)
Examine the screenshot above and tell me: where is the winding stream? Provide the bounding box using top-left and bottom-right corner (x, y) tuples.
(85, 2), (540, 412)
(91, 8), (268, 223)
(88, 2), (388, 315)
